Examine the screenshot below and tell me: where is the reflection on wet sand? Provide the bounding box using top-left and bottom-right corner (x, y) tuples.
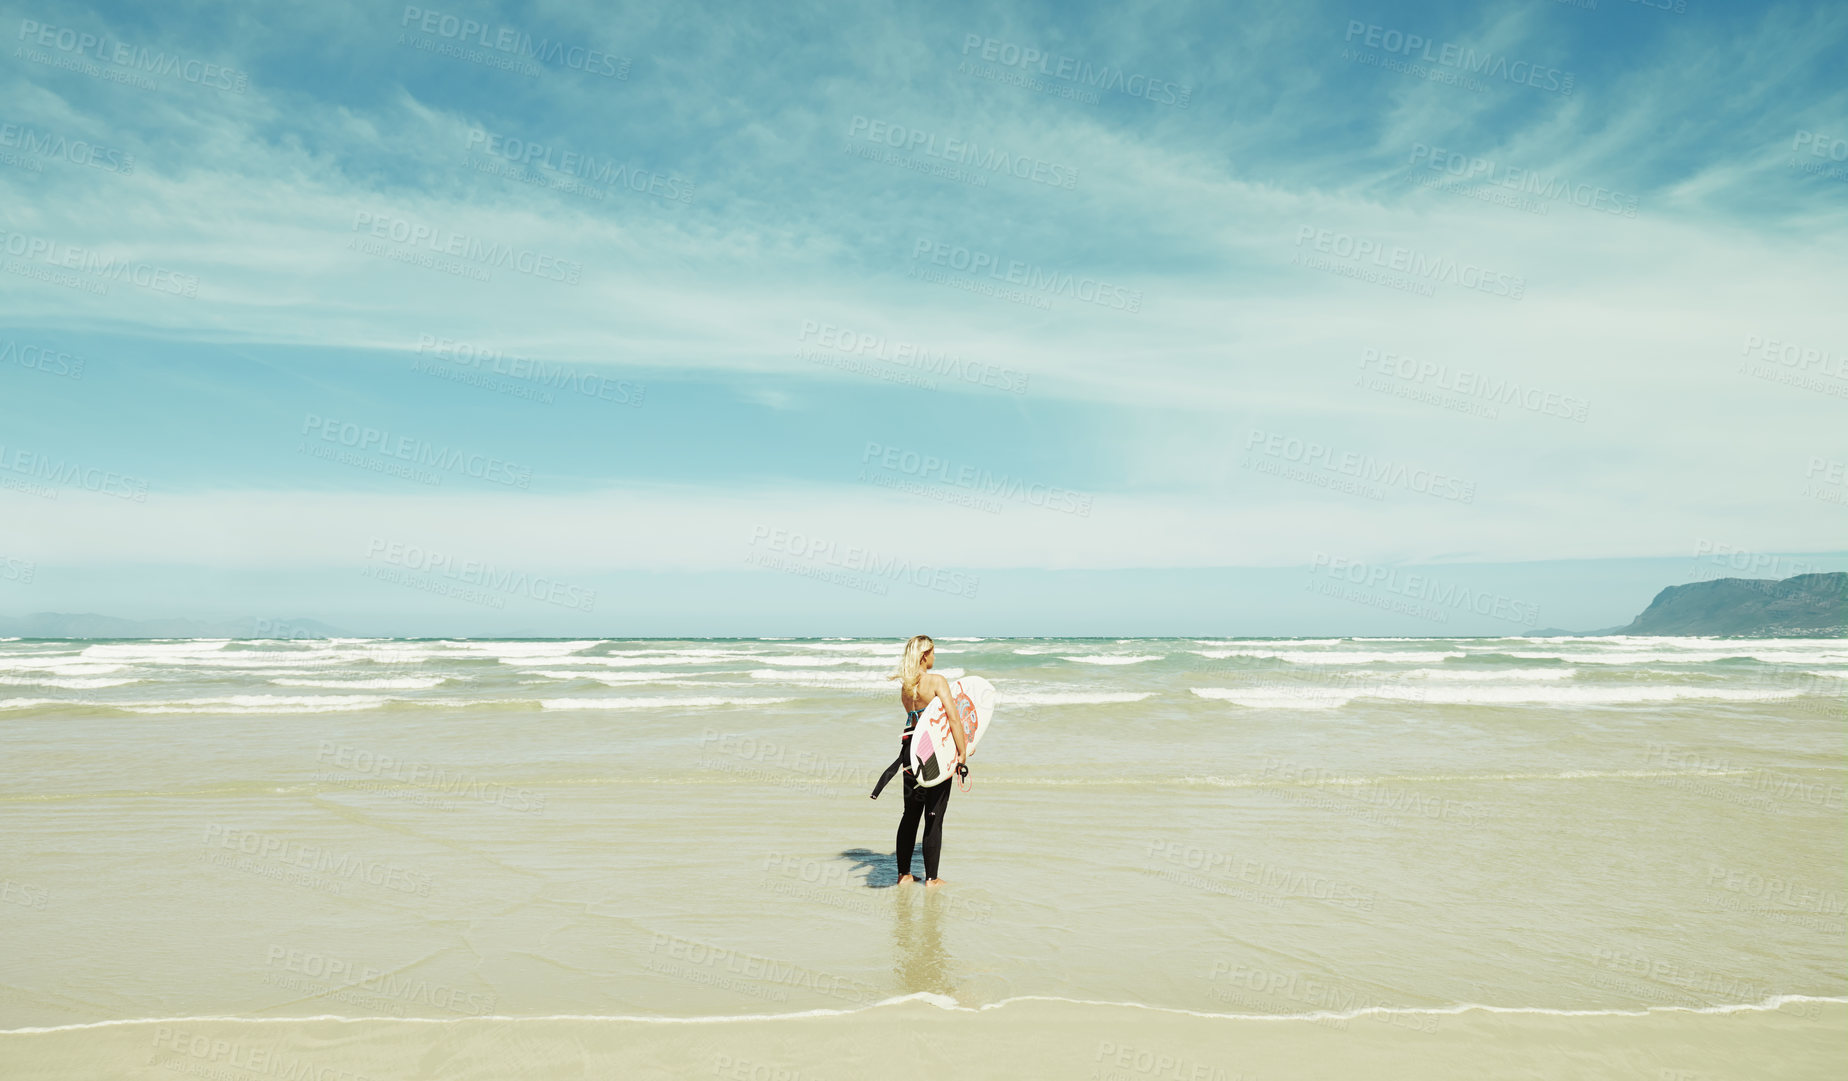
(834, 846), (956, 997)
(894, 886), (953, 998)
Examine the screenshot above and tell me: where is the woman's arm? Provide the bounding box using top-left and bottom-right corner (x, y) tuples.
(925, 672), (970, 761)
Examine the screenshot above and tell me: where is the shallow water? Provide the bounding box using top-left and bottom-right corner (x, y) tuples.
(2, 636), (1842, 1076)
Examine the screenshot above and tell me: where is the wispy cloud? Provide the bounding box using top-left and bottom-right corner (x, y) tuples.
(2, 0), (1843, 628)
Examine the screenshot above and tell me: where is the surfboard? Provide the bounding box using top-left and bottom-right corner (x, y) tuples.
(906, 675), (996, 787)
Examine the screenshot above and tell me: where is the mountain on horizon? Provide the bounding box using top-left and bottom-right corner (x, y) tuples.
(1614, 572), (1846, 636)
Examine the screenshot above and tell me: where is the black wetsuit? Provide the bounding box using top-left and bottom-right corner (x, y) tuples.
(893, 707), (952, 881)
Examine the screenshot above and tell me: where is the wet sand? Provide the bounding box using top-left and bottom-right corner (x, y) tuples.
(6, 999), (1843, 1081)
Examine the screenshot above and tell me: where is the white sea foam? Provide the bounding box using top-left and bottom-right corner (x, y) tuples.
(268, 677), (448, 689)
(0, 693), (610, 714)
(747, 668), (962, 686)
(79, 640), (230, 657)
(111, 695), (393, 714)
(1504, 650), (1848, 665)
(747, 655), (894, 667)
(1191, 688), (1351, 709)
(313, 653), (438, 666)
(0, 659), (130, 674)
(1002, 691), (1157, 706)
(1190, 650), (1468, 664)
(748, 669), (887, 684)
(437, 640), (603, 655)
(0, 675), (141, 689)
(143, 656), (365, 669)
(523, 670), (700, 685)
(782, 642), (904, 654)
(1533, 635), (1845, 647)
(1396, 668), (1578, 681)
(539, 696), (793, 710)
(34, 647), (437, 669)
(586, 647), (771, 657)
(1193, 638), (1348, 646)
(1191, 685), (1811, 708)
(516, 655), (735, 668)
(4, 993), (1837, 1034)
(1060, 654), (1165, 665)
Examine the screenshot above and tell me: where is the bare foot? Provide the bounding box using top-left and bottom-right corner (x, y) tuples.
(925, 877), (947, 888)
(897, 874), (915, 886)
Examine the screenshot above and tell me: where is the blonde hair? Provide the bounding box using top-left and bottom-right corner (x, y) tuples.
(890, 635), (934, 699)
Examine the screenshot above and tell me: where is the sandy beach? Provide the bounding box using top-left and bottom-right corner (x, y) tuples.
(2, 636), (1842, 1077)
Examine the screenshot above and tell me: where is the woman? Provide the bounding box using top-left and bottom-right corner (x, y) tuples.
(883, 635), (969, 887)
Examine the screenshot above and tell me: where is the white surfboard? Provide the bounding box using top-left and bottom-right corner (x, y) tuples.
(907, 675), (996, 787)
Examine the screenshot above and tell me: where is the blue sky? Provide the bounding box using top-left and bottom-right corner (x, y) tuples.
(2, 0), (1844, 635)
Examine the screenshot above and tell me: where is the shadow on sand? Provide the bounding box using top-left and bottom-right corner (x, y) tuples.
(838, 847), (925, 888)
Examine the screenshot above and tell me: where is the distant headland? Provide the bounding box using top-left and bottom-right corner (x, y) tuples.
(1532, 572), (1847, 637)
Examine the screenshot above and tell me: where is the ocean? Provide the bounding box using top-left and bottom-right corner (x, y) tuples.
(2, 635), (1843, 1079)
